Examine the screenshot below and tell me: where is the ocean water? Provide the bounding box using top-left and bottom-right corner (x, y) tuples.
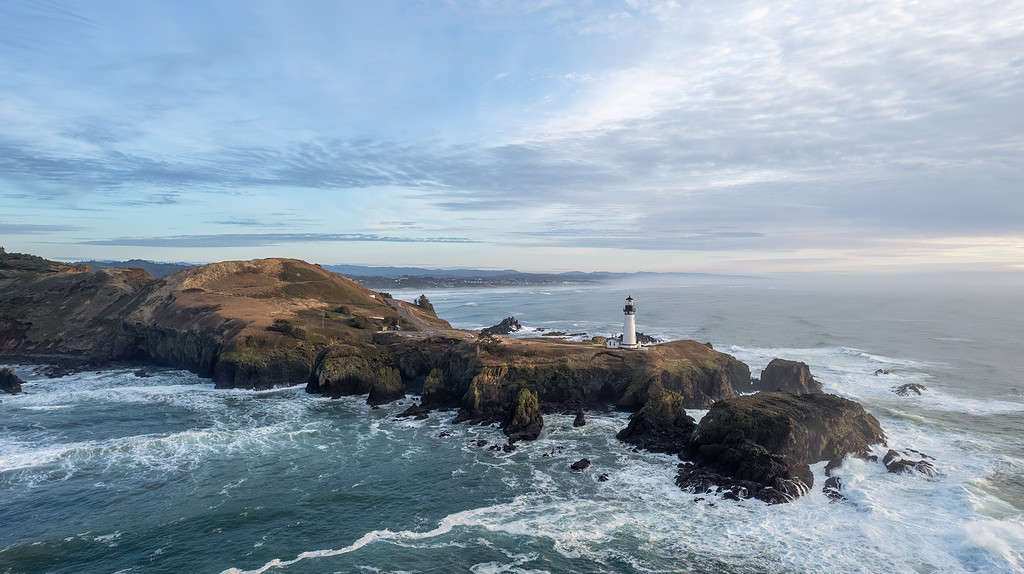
(2, 275), (1023, 573)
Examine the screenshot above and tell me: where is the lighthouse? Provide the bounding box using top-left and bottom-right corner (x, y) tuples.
(622, 295), (639, 349)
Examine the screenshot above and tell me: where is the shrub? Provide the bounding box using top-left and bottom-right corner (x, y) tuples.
(266, 318), (306, 339)
(350, 315), (374, 329)
(414, 294), (435, 313)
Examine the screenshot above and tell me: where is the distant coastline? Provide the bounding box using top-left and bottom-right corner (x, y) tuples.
(70, 258), (745, 288)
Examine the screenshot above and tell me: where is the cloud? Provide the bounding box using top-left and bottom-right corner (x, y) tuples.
(1, 0), (1022, 269)
(81, 233), (480, 248)
(0, 223), (80, 234)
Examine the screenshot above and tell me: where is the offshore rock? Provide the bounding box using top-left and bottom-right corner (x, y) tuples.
(891, 383), (927, 396)
(0, 368), (24, 394)
(505, 388), (543, 442)
(616, 384), (696, 454)
(680, 392), (885, 503)
(570, 458), (591, 471)
(395, 403), (431, 420)
(573, 407), (586, 427)
(752, 358), (822, 394)
(480, 316), (522, 336)
(822, 476), (844, 501)
(883, 449), (938, 476)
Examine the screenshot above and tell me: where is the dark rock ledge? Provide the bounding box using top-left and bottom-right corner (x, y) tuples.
(1, 367), (24, 394)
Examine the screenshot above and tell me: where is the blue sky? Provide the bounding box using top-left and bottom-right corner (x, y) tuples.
(2, 0), (1023, 273)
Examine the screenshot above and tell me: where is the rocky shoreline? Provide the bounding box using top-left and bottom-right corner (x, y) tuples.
(1, 250), (923, 504)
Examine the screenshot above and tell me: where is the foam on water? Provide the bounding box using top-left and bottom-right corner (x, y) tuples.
(4, 333), (1024, 572)
(217, 410), (1024, 573)
(729, 345), (1024, 415)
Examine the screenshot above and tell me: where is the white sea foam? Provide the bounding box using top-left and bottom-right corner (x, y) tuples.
(219, 405), (1024, 574)
(729, 344), (1024, 416)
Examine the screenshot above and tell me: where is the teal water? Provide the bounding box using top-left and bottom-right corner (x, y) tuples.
(2, 275), (1023, 573)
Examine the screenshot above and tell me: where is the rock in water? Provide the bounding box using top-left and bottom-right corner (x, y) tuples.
(616, 385), (696, 454)
(822, 476), (844, 501)
(891, 383), (927, 396)
(395, 403), (430, 420)
(0, 368), (24, 394)
(570, 458), (591, 471)
(679, 392), (885, 503)
(753, 358), (822, 394)
(505, 388), (543, 442)
(366, 367), (404, 406)
(573, 407), (586, 427)
(883, 449), (938, 476)
(480, 316), (522, 336)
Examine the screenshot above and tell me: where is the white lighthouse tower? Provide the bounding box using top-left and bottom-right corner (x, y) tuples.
(621, 295), (639, 349)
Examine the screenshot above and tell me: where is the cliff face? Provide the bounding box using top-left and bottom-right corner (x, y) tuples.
(0, 252), (454, 389)
(0, 254), (152, 360)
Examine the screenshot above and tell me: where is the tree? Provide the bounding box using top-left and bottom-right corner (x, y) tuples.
(414, 294), (435, 313)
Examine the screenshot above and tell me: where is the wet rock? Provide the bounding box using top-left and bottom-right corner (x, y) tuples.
(488, 444), (501, 451)
(504, 388), (543, 442)
(502, 442), (517, 453)
(41, 358), (97, 378)
(438, 430), (453, 438)
(891, 383), (927, 396)
(753, 359), (822, 394)
(874, 369), (891, 376)
(883, 449), (938, 476)
(616, 384), (696, 454)
(823, 476), (844, 501)
(0, 368), (24, 394)
(570, 458), (591, 471)
(680, 392), (885, 504)
(367, 367), (405, 406)
(676, 464), (794, 504)
(395, 403), (431, 420)
(573, 408), (586, 427)
(474, 439), (488, 447)
(480, 316), (522, 336)
(133, 369), (151, 378)
(598, 473), (609, 482)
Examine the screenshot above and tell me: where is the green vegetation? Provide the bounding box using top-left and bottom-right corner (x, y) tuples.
(266, 318), (306, 339)
(350, 316), (374, 329)
(414, 294), (435, 313)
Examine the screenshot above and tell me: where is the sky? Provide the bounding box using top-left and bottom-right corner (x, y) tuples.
(1, 0), (1023, 273)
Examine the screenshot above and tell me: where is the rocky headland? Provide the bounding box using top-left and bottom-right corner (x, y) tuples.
(1, 250), (903, 503)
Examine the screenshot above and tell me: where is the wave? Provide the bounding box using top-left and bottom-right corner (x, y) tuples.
(727, 344), (1024, 416)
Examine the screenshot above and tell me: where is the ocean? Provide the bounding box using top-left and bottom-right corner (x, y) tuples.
(2, 274), (1023, 573)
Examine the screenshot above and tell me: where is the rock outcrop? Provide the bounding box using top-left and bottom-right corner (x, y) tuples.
(505, 388), (543, 442)
(0, 367), (23, 394)
(678, 392), (885, 503)
(751, 359), (822, 394)
(367, 366), (404, 406)
(891, 383), (927, 396)
(573, 407), (586, 427)
(883, 449), (938, 476)
(570, 458), (591, 471)
(616, 384), (696, 454)
(480, 316), (522, 336)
